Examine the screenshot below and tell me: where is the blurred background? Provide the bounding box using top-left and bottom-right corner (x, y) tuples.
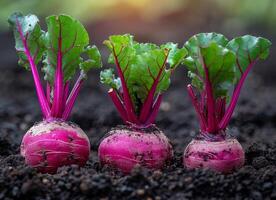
(0, 0), (275, 147)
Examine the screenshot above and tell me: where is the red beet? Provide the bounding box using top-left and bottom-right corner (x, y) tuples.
(183, 134), (244, 173)
(99, 127), (173, 173)
(9, 13), (101, 173)
(99, 35), (185, 173)
(182, 33), (271, 173)
(21, 120), (90, 174)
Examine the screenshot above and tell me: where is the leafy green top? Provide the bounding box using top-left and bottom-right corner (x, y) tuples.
(8, 13), (101, 120)
(183, 32), (271, 133)
(9, 13), (101, 84)
(101, 34), (187, 117)
(183, 33), (271, 99)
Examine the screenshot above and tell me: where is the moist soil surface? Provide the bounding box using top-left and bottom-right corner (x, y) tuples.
(0, 41), (276, 199)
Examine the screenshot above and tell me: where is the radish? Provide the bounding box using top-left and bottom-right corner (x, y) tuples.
(9, 13), (102, 173)
(182, 33), (271, 173)
(99, 34), (187, 173)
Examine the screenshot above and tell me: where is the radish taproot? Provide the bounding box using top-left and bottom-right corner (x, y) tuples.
(9, 13), (102, 173)
(182, 33), (271, 173)
(99, 34), (187, 173)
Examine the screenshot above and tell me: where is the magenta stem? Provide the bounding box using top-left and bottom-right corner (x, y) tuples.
(187, 85), (207, 131)
(112, 46), (139, 124)
(62, 82), (69, 114)
(16, 19), (50, 118)
(139, 53), (169, 123)
(216, 98), (226, 122)
(62, 74), (83, 120)
(201, 57), (217, 133)
(219, 61), (257, 130)
(108, 89), (128, 122)
(51, 23), (64, 118)
(146, 94), (163, 125)
(46, 82), (52, 107)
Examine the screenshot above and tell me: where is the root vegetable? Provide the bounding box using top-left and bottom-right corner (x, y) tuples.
(9, 13), (102, 173)
(99, 35), (186, 173)
(182, 33), (271, 173)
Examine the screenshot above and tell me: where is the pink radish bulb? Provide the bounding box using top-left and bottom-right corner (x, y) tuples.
(183, 134), (244, 173)
(21, 120), (90, 174)
(9, 13), (102, 173)
(182, 33), (271, 173)
(99, 127), (173, 173)
(100, 35), (186, 173)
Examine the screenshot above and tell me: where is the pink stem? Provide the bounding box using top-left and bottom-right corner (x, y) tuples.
(187, 85), (207, 131)
(51, 23), (64, 118)
(219, 61), (257, 130)
(112, 47), (139, 124)
(62, 74), (84, 120)
(108, 89), (128, 122)
(16, 19), (50, 118)
(146, 94), (163, 125)
(201, 57), (217, 133)
(61, 82), (69, 114)
(216, 98), (226, 122)
(46, 82), (52, 107)
(139, 53), (169, 123)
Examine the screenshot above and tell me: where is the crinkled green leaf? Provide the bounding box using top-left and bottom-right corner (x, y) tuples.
(102, 34), (186, 111)
(80, 45), (102, 73)
(200, 43), (236, 97)
(10, 13), (101, 84)
(227, 35), (272, 80)
(183, 33), (272, 99)
(43, 14), (99, 84)
(184, 33), (235, 98)
(8, 12), (45, 69)
(161, 42), (188, 69)
(100, 69), (121, 90)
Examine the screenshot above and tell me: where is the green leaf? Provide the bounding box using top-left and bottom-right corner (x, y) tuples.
(130, 48), (170, 102)
(226, 35), (272, 80)
(8, 12), (45, 69)
(183, 33), (236, 98)
(200, 43), (236, 97)
(100, 69), (121, 90)
(80, 45), (102, 73)
(161, 42), (188, 69)
(43, 14), (97, 84)
(183, 33), (229, 80)
(102, 34), (186, 111)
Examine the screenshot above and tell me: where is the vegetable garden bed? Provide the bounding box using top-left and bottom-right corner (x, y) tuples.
(0, 59), (275, 199)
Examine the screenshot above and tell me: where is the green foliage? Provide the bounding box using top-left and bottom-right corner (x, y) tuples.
(227, 35), (271, 80)
(100, 69), (121, 91)
(8, 13), (45, 69)
(101, 34), (187, 110)
(9, 13), (101, 84)
(183, 32), (271, 99)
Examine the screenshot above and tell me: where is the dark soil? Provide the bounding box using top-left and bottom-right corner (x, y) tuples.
(0, 33), (276, 200)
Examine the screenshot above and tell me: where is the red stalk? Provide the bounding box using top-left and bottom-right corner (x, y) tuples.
(216, 98), (226, 122)
(112, 47), (139, 124)
(46, 82), (52, 107)
(201, 57), (217, 133)
(51, 22), (64, 118)
(139, 52), (169, 123)
(62, 74), (84, 120)
(187, 85), (207, 131)
(108, 89), (128, 122)
(16, 19), (50, 118)
(146, 94), (163, 125)
(218, 60), (257, 130)
(61, 82), (69, 114)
